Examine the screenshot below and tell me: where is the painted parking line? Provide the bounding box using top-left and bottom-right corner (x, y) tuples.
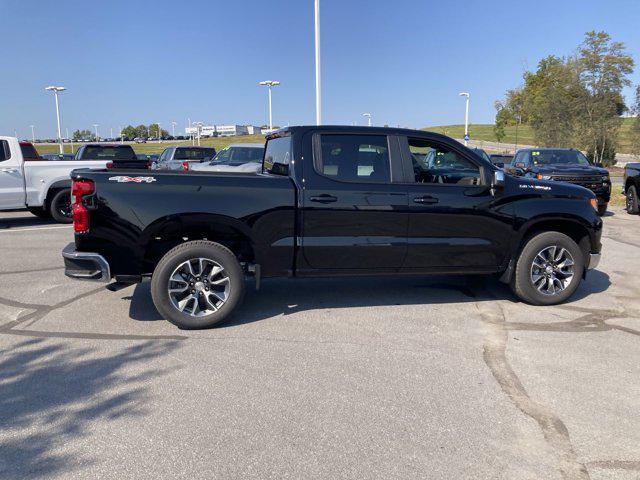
(0, 225), (73, 233)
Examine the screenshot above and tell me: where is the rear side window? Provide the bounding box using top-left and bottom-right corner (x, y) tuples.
(264, 136), (292, 175)
(81, 146), (137, 160)
(317, 134), (390, 183)
(20, 143), (39, 160)
(0, 140), (10, 162)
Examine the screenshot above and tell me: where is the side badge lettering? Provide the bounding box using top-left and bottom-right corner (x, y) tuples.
(108, 176), (156, 183)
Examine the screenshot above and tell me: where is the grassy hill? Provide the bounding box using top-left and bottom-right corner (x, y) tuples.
(33, 134), (267, 155)
(424, 117), (636, 154)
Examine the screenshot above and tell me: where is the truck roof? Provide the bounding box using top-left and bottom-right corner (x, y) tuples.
(267, 125), (459, 144)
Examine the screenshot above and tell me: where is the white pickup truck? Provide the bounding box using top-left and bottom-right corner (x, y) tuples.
(0, 136), (108, 222)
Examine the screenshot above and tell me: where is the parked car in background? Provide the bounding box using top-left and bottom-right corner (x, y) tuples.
(62, 126), (602, 329)
(624, 162), (640, 214)
(42, 153), (76, 161)
(75, 144), (148, 170)
(0, 136), (108, 222)
(489, 153), (514, 168)
(505, 148), (611, 216)
(155, 146), (217, 171)
(134, 137), (147, 143)
(190, 144), (264, 173)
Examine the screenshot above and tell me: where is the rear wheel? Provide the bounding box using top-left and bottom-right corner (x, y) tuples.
(626, 185), (639, 215)
(49, 188), (73, 223)
(27, 207), (51, 219)
(511, 231), (584, 306)
(151, 240), (245, 329)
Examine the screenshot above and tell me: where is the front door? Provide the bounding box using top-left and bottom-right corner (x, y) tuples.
(0, 140), (25, 209)
(400, 136), (512, 271)
(300, 132), (408, 272)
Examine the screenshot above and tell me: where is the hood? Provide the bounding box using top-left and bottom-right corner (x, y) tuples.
(531, 163), (608, 175)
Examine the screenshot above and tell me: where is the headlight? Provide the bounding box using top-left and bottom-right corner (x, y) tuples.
(589, 198), (597, 210)
(536, 174), (552, 180)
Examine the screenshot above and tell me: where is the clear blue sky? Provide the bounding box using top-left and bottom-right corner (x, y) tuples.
(1, 0), (638, 138)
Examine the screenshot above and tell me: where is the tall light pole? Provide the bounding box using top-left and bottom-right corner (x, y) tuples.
(93, 124), (100, 141)
(259, 80), (280, 130)
(171, 121), (177, 137)
(45, 86), (66, 153)
(193, 122), (203, 146)
(110, 127), (113, 139)
(459, 92), (470, 146)
(362, 113), (372, 127)
(30, 125), (35, 142)
(119, 125), (123, 143)
(157, 123), (162, 142)
(314, 0), (322, 125)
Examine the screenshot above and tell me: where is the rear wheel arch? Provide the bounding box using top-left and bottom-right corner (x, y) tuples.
(140, 214), (257, 270)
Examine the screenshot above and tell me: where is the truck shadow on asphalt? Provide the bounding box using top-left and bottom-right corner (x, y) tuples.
(0, 215), (60, 229)
(127, 271), (611, 328)
(0, 338), (180, 479)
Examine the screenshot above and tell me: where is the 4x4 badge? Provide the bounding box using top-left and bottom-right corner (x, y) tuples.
(108, 176), (156, 183)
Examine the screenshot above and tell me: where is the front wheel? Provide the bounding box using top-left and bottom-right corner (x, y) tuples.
(511, 232), (584, 306)
(49, 188), (73, 223)
(597, 203), (607, 216)
(151, 240), (245, 329)
(626, 185), (639, 215)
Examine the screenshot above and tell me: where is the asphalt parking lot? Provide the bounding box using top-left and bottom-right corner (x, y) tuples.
(1, 208), (639, 480)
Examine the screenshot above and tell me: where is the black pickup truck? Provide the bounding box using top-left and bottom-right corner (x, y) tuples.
(505, 148), (611, 215)
(624, 162), (640, 214)
(62, 126), (602, 329)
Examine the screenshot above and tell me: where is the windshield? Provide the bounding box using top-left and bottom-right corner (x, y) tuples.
(82, 146), (137, 161)
(530, 150), (591, 166)
(212, 146), (264, 165)
(174, 148), (216, 161)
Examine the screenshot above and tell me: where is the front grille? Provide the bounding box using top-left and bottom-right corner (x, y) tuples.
(551, 175), (603, 183)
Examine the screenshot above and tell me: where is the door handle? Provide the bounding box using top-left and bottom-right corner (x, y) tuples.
(309, 194), (338, 203)
(1, 168), (18, 173)
(413, 196), (439, 204)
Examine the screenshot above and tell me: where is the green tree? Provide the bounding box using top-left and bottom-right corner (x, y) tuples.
(631, 86), (640, 158)
(121, 125), (138, 139)
(574, 31), (634, 165)
(72, 129), (92, 141)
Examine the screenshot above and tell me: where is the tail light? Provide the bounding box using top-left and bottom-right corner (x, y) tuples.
(71, 179), (95, 234)
(106, 161), (114, 169)
(182, 161), (189, 171)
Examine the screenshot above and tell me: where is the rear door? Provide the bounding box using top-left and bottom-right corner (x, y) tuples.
(0, 139), (25, 209)
(400, 135), (511, 270)
(300, 131), (408, 271)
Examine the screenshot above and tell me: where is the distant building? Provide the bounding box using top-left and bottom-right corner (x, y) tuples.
(184, 124), (249, 137)
(245, 125), (263, 135)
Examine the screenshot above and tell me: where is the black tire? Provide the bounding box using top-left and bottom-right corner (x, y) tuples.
(151, 240), (245, 329)
(49, 188), (73, 223)
(27, 207), (51, 219)
(626, 185), (639, 215)
(511, 231), (584, 306)
(597, 203), (607, 216)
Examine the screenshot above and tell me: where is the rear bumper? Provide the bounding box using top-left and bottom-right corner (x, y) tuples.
(62, 243), (111, 282)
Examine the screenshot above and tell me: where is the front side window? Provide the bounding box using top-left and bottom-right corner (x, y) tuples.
(408, 138), (481, 185)
(317, 134), (390, 183)
(174, 148), (213, 160)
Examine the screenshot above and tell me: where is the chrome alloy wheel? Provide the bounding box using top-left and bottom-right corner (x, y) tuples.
(167, 258), (230, 317)
(530, 246), (575, 296)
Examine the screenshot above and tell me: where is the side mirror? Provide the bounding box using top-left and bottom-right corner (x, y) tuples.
(595, 162), (604, 168)
(492, 170), (505, 189)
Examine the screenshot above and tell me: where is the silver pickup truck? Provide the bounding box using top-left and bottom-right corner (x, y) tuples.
(0, 136), (108, 222)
